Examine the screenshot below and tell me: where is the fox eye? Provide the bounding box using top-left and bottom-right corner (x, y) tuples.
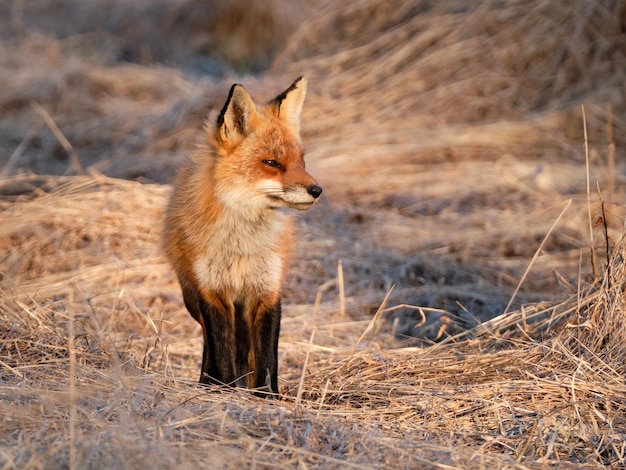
(262, 159), (282, 169)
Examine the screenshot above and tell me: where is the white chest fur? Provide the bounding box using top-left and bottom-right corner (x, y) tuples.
(192, 210), (289, 299)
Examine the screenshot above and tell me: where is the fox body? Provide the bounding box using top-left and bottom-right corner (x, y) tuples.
(164, 77), (321, 396)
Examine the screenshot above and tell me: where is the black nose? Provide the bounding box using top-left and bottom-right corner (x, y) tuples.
(308, 185), (323, 199)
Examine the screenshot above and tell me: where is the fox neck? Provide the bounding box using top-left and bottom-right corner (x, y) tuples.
(193, 193), (293, 302)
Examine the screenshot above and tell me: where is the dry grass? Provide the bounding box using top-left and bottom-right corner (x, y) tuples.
(1, 0), (626, 468)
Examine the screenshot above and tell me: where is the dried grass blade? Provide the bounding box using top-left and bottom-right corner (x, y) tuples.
(503, 198), (572, 315)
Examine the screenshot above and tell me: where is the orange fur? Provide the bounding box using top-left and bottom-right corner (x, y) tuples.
(163, 77), (321, 395)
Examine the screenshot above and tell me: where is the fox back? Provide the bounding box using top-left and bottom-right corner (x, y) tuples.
(164, 77), (321, 396)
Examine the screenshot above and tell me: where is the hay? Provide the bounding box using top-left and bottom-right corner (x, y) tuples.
(1, 0), (626, 468)
(1, 173), (625, 467)
(275, 0), (626, 139)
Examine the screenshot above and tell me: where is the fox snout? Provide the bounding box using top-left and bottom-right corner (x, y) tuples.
(308, 184), (323, 199)
(280, 181), (322, 210)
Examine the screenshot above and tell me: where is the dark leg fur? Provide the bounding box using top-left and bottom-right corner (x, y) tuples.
(252, 301), (282, 397)
(179, 277), (202, 323)
(179, 282), (215, 384)
(180, 281), (237, 386)
(198, 297), (238, 386)
(233, 302), (251, 388)
(180, 278), (281, 396)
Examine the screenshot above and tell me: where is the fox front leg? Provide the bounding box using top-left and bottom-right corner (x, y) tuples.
(251, 302), (282, 397)
(198, 297), (238, 387)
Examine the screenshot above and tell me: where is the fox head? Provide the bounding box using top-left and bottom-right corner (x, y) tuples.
(210, 77), (322, 212)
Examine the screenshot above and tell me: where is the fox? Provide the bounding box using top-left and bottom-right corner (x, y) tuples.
(163, 76), (322, 397)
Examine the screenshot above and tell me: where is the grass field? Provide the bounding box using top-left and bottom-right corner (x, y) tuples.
(1, 0), (626, 468)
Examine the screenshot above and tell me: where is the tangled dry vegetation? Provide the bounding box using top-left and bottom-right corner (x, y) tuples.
(1, 0), (626, 468)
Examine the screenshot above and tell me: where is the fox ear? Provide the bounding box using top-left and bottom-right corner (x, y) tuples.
(269, 76), (307, 135)
(215, 84), (258, 149)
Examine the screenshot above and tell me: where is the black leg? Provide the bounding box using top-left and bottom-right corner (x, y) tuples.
(198, 297), (237, 386)
(234, 302), (251, 388)
(180, 278), (202, 323)
(252, 301), (281, 397)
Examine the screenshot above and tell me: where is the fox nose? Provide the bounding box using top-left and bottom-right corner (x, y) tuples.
(308, 185), (322, 199)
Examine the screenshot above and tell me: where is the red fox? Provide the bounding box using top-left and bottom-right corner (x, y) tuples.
(164, 77), (321, 397)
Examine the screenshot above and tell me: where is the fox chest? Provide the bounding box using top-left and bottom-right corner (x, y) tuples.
(192, 215), (289, 297)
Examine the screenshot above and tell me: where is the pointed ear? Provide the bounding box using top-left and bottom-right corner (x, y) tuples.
(268, 76), (307, 135)
(215, 83), (258, 149)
